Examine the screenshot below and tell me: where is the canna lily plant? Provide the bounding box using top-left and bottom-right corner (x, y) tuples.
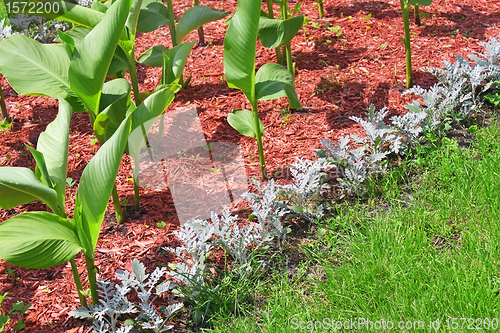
(0, 97), (131, 308)
(137, 0), (229, 88)
(224, 0), (301, 180)
(259, 0), (303, 83)
(0, 0), (179, 215)
(0, 82), (176, 308)
(400, 0), (432, 88)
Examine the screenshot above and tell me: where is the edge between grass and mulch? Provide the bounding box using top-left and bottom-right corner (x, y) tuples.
(201, 109), (500, 333)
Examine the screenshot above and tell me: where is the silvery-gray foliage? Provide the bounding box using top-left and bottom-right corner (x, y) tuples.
(210, 211), (261, 267)
(321, 104), (425, 193)
(405, 53), (497, 122)
(278, 158), (332, 222)
(69, 259), (182, 333)
(163, 219), (216, 267)
(471, 33), (500, 71)
(390, 110), (427, 154)
(242, 178), (290, 248)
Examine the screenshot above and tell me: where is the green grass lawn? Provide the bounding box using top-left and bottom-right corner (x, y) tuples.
(205, 123), (500, 332)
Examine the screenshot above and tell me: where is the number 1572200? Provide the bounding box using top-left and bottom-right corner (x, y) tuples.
(5, 1), (60, 15)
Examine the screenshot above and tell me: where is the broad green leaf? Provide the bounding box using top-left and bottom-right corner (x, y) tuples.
(121, 0), (144, 58)
(223, 0), (261, 101)
(18, 0), (105, 28)
(108, 45), (131, 76)
(137, 0), (169, 33)
(99, 79), (131, 118)
(137, 45), (168, 67)
(137, 42), (195, 83)
(258, 15), (304, 49)
(255, 63), (301, 108)
(91, 0), (109, 13)
(130, 84), (179, 132)
(0, 212), (82, 269)
(69, 0), (132, 115)
(60, 26), (91, 48)
(0, 35), (86, 112)
(94, 79), (131, 142)
(0, 167), (59, 213)
(407, 0), (432, 5)
(56, 30), (76, 54)
(163, 41), (196, 83)
(26, 146), (53, 191)
(227, 109), (264, 139)
(36, 97), (72, 209)
(77, 115), (132, 254)
(176, 6), (230, 44)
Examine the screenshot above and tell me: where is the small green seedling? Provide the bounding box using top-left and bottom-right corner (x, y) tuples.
(66, 177), (76, 188)
(0, 293), (9, 332)
(156, 221), (167, 229)
(8, 301), (31, 331)
(4, 268), (18, 283)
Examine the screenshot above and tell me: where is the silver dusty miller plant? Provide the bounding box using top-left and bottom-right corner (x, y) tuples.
(164, 210), (262, 295)
(404, 34), (500, 133)
(242, 178), (291, 249)
(278, 158), (333, 222)
(69, 259), (182, 333)
(320, 104), (425, 193)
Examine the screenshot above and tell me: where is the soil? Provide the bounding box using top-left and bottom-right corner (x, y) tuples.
(1, 0), (500, 331)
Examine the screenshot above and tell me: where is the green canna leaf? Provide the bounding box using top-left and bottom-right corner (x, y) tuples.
(255, 62), (301, 108)
(69, 0), (132, 115)
(223, 0), (261, 101)
(227, 109), (264, 139)
(0, 212), (82, 269)
(258, 15), (304, 49)
(175, 5), (229, 44)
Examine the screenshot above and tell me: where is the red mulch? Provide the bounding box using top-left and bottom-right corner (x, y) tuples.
(1, 0), (500, 331)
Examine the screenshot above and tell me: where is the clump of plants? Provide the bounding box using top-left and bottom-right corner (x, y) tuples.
(224, 0), (302, 180)
(69, 259), (182, 333)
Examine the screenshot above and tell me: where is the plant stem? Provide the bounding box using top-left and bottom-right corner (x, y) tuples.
(266, 0), (282, 64)
(0, 79), (10, 124)
(194, 0), (205, 45)
(414, 5), (421, 26)
(316, 0), (324, 18)
(128, 53), (141, 106)
(282, 1), (295, 85)
(401, 0), (413, 88)
(84, 254), (98, 307)
(251, 99), (268, 181)
(165, 0), (177, 47)
(111, 185), (126, 224)
(70, 258), (88, 308)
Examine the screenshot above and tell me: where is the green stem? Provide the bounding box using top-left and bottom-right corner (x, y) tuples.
(0, 79), (10, 123)
(128, 53), (141, 106)
(285, 43), (294, 82)
(84, 254), (98, 307)
(70, 258), (88, 308)
(194, 0), (204, 45)
(165, 0), (177, 47)
(265, 0), (282, 63)
(316, 0), (324, 18)
(414, 5), (421, 26)
(111, 185), (126, 224)
(251, 99), (268, 181)
(401, 0), (413, 88)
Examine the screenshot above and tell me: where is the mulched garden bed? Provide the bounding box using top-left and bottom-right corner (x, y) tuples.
(1, 0), (500, 331)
